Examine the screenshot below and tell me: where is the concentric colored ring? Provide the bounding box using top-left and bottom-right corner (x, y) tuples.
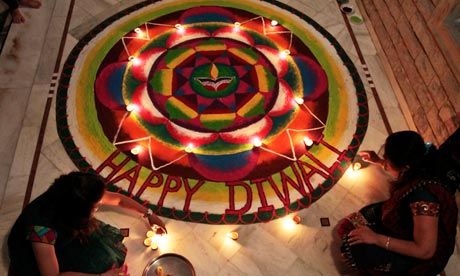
(57, 0), (368, 224)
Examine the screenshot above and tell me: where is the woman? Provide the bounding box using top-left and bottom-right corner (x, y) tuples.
(8, 171), (166, 276)
(337, 131), (458, 275)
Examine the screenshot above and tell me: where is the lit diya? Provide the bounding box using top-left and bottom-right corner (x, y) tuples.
(144, 224), (168, 251)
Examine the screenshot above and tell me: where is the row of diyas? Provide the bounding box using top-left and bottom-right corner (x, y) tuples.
(124, 101), (316, 157)
(142, 214), (302, 251)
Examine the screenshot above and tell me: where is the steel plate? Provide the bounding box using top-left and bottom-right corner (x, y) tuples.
(143, 253), (195, 276)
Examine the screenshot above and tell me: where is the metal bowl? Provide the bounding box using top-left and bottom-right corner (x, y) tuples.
(143, 253), (196, 276)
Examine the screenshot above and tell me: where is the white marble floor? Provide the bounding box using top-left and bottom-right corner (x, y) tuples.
(0, 0), (458, 275)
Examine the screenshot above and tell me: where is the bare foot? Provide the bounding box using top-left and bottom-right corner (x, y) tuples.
(20, 0), (42, 9)
(11, 9), (26, 24)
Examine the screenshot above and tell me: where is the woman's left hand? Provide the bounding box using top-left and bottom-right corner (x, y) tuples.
(347, 226), (379, 245)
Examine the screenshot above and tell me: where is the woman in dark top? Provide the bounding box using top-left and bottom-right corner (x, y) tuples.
(337, 131), (458, 275)
(8, 172), (165, 276)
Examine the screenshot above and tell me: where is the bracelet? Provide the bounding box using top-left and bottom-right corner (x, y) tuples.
(385, 236), (391, 250)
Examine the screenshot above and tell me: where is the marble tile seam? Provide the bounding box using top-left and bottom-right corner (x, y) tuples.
(0, 84), (34, 90)
(0, 120), (42, 206)
(19, 0), (75, 208)
(361, 57), (408, 132)
(68, 0), (142, 39)
(30, 1), (66, 85)
(0, 85), (34, 165)
(340, 18), (393, 134)
(32, 22), (68, 84)
(0, 0), (59, 87)
(77, 0), (113, 17)
(0, 127), (40, 209)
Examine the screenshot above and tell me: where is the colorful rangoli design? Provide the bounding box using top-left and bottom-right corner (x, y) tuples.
(57, 0), (368, 224)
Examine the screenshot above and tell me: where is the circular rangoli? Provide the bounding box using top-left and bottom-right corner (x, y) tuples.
(57, 0), (368, 224)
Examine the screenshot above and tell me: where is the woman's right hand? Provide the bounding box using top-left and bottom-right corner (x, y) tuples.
(347, 226), (380, 245)
(101, 264), (129, 276)
(146, 213), (167, 234)
(358, 150), (383, 165)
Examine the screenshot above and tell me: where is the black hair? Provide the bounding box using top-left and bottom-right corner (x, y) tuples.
(46, 172), (106, 238)
(383, 131), (434, 191)
(384, 131), (426, 170)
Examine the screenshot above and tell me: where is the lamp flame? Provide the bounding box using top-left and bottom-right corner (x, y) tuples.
(294, 97), (304, 105)
(175, 24), (185, 34)
(131, 145), (142, 155)
(252, 137), (262, 147)
(185, 144), (194, 153)
(303, 137), (314, 147)
(279, 49), (290, 59)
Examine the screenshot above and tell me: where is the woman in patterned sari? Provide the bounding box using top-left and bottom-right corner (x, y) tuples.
(337, 131), (458, 275)
(8, 172), (165, 276)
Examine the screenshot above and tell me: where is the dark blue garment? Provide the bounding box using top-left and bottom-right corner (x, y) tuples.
(8, 193), (126, 275)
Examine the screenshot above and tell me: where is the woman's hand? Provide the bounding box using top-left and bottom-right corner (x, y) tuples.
(146, 213), (167, 234)
(101, 264), (129, 276)
(347, 226), (380, 245)
(101, 192), (167, 233)
(358, 151), (383, 165)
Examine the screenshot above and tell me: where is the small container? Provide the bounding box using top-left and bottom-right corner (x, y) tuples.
(340, 4), (354, 15)
(144, 238), (152, 247)
(227, 231), (239, 240)
(143, 253), (196, 276)
(293, 215), (302, 224)
(150, 241), (158, 250)
(352, 161), (362, 171)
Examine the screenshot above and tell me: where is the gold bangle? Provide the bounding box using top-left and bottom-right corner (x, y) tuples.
(385, 236), (391, 250)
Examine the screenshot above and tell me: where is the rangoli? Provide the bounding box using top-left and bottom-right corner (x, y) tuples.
(57, 0), (368, 224)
